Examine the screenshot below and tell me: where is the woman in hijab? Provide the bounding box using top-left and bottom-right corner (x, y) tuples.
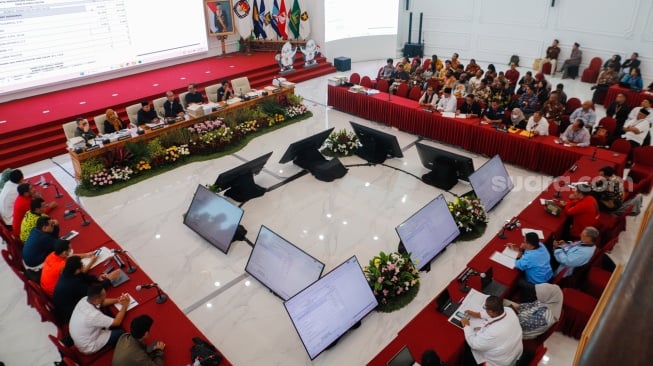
(510, 108), (527, 129)
(103, 108), (127, 134)
(509, 283), (563, 339)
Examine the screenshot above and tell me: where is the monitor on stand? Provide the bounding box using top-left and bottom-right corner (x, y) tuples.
(349, 121), (403, 164)
(279, 128), (347, 182)
(214, 152), (273, 202)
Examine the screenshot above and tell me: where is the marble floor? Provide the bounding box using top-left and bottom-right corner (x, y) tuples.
(0, 59), (648, 366)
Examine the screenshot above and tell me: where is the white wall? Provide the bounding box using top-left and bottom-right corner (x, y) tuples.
(397, 0), (653, 81)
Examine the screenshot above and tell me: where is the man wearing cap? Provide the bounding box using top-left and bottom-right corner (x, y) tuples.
(436, 87), (457, 113)
(137, 101), (160, 126)
(622, 108), (651, 147)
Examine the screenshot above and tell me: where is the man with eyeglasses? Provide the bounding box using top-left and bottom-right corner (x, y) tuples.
(461, 296), (523, 366)
(185, 83), (205, 105)
(74, 118), (96, 141)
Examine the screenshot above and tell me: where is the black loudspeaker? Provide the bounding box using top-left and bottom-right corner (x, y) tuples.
(311, 158), (348, 182)
(403, 43), (424, 58)
(421, 158), (457, 190)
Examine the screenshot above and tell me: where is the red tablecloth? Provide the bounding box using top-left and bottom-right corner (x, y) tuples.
(469, 127), (539, 170)
(603, 85), (653, 108)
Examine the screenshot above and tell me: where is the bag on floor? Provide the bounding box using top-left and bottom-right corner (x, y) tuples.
(532, 58), (542, 71)
(190, 337), (223, 365)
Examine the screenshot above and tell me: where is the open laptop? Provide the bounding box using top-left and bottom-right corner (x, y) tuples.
(387, 345), (420, 366)
(481, 267), (507, 297)
(436, 288), (460, 318)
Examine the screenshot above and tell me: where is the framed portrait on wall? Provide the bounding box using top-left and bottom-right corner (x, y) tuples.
(205, 0), (235, 36)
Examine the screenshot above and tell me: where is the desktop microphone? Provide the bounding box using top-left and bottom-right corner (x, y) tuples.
(113, 254), (125, 268)
(113, 250), (137, 274)
(80, 211), (91, 226)
(590, 147), (597, 161)
(53, 184), (63, 198)
(136, 283), (168, 304)
(498, 219), (511, 239)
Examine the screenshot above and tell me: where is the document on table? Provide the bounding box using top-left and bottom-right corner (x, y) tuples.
(441, 112), (456, 118)
(113, 294), (139, 311)
(449, 288), (488, 329)
(82, 246), (112, 269)
(521, 228), (544, 239)
(490, 251), (516, 269)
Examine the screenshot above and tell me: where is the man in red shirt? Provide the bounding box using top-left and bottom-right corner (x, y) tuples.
(12, 183), (32, 237)
(505, 62), (520, 93)
(562, 184), (599, 239)
(41, 239), (98, 297)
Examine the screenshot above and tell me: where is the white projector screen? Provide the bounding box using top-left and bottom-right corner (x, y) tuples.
(325, 0), (399, 42)
(0, 0), (208, 95)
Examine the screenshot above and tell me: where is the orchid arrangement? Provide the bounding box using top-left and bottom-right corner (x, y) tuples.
(447, 195), (488, 233)
(363, 251), (420, 312)
(321, 128), (360, 156)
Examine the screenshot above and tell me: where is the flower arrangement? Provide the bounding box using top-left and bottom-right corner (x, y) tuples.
(109, 166), (133, 181)
(135, 160), (151, 172)
(285, 104), (308, 118)
(447, 195), (488, 241)
(321, 129), (360, 157)
(89, 169), (114, 186)
(267, 113), (285, 127)
(363, 251), (420, 313)
(235, 120), (259, 134)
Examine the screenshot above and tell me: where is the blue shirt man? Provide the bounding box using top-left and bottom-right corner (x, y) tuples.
(511, 232), (553, 284)
(553, 226), (598, 277)
(22, 216), (60, 269)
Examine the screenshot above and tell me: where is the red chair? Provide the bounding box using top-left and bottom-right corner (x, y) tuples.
(597, 205), (632, 245)
(548, 123), (559, 136)
(611, 138), (632, 155)
(377, 79), (389, 93)
(426, 79), (439, 91)
(565, 97), (581, 114)
(560, 288), (598, 339)
(628, 169), (653, 195)
(422, 58), (431, 70)
(408, 85), (422, 101)
(597, 117), (617, 136)
(549, 267), (568, 285)
(61, 357), (78, 366)
(349, 73), (360, 85)
(360, 76), (374, 89)
(528, 344), (548, 366)
(542, 61), (552, 75)
(48, 328), (109, 366)
(581, 57), (603, 83)
(523, 309), (564, 354)
(581, 266), (612, 298)
(376, 66), (384, 79)
(396, 83), (409, 98)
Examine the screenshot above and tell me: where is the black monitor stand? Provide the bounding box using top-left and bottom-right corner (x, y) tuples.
(294, 148), (347, 182)
(356, 138), (387, 164)
(293, 148), (327, 170)
(224, 173), (266, 202)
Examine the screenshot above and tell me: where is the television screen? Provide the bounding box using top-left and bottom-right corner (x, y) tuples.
(284, 256), (378, 360)
(279, 128), (335, 164)
(245, 225), (325, 300)
(183, 185), (244, 253)
(350, 121), (403, 163)
(468, 155), (513, 212)
(395, 194), (460, 270)
(415, 142), (475, 181)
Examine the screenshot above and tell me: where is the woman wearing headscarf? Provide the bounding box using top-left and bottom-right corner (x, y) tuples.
(103, 109), (128, 134)
(510, 108), (527, 129)
(509, 283), (563, 339)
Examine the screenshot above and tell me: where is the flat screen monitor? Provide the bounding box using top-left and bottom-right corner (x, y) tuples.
(245, 225), (325, 300)
(349, 121), (403, 163)
(284, 256), (378, 360)
(278, 128), (335, 164)
(183, 185), (244, 253)
(214, 152), (272, 202)
(395, 194), (460, 270)
(468, 155), (513, 212)
(415, 142), (475, 181)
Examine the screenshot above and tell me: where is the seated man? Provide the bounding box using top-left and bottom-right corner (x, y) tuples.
(103, 109), (129, 133)
(465, 59), (481, 76)
(69, 285), (131, 355)
(436, 87), (457, 113)
(420, 349), (445, 366)
(507, 283), (563, 340)
(541, 92), (565, 125)
(627, 98), (653, 123)
(560, 42), (582, 79)
(525, 110), (549, 136)
(508, 232), (553, 302)
(622, 108), (651, 147)
(452, 73), (470, 98)
(516, 71), (535, 94)
(112, 315), (166, 366)
(41, 239), (98, 297)
(472, 78), (492, 104)
(163, 91), (185, 118)
(569, 100), (597, 129)
(461, 296), (523, 366)
(418, 86), (438, 108)
(593, 166), (624, 211)
(53, 255), (115, 323)
(620, 67), (643, 91)
(379, 58), (395, 80)
(450, 52), (461, 70)
(217, 80), (234, 102)
(394, 63), (410, 82)
(184, 83), (204, 105)
(555, 83), (568, 104)
(619, 52), (640, 78)
(517, 86), (538, 116)
(542, 39), (561, 73)
(469, 69), (484, 91)
(552, 226), (598, 277)
(562, 183), (599, 240)
(73, 118), (97, 141)
(136, 101), (160, 126)
(0, 169), (23, 227)
(458, 94), (482, 118)
(560, 119), (590, 147)
(22, 216), (60, 276)
(482, 99), (505, 124)
(591, 65), (619, 103)
(504, 62), (520, 92)
(605, 93), (631, 134)
(20, 197), (56, 242)
(11, 182), (34, 237)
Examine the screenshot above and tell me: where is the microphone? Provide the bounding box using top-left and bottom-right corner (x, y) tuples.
(114, 250), (137, 274)
(136, 283), (168, 304)
(80, 211), (91, 226)
(498, 219), (510, 239)
(114, 254), (125, 268)
(590, 147), (597, 161)
(53, 184), (63, 198)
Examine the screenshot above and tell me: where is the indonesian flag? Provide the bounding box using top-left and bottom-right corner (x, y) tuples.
(276, 0), (288, 39)
(288, 0), (300, 39)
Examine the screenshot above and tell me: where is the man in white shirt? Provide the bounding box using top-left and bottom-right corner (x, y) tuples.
(0, 169), (24, 226)
(436, 87), (457, 113)
(525, 111), (549, 136)
(69, 285), (130, 355)
(627, 98), (653, 123)
(462, 296), (523, 366)
(622, 108), (651, 147)
(419, 86), (438, 108)
(560, 119), (591, 147)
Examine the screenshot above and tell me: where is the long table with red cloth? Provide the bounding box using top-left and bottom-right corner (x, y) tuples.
(367, 156), (619, 365)
(603, 84), (653, 108)
(328, 85), (626, 176)
(32, 172), (232, 366)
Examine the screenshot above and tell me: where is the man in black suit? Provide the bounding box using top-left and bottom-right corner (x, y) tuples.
(163, 91), (185, 118)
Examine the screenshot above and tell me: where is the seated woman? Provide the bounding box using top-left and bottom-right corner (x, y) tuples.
(508, 283), (563, 339)
(510, 108), (527, 129)
(621, 67), (643, 91)
(103, 109), (128, 134)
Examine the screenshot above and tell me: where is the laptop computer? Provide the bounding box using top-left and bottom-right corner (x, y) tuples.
(387, 345), (419, 366)
(110, 269), (130, 287)
(481, 267), (507, 297)
(436, 288), (460, 318)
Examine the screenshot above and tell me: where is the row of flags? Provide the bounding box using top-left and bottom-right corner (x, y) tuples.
(233, 0), (310, 40)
